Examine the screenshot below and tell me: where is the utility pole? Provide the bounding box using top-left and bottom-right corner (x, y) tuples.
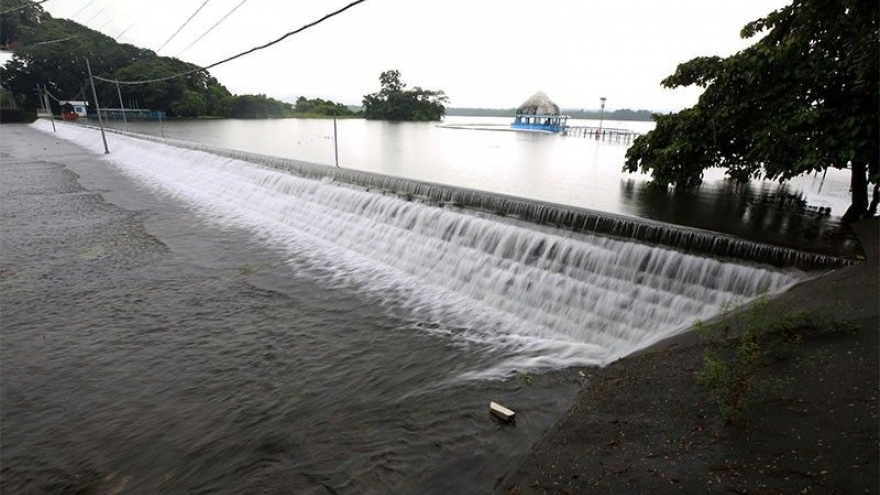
(333, 117), (339, 168)
(597, 96), (607, 138)
(115, 79), (128, 127)
(34, 84), (43, 113)
(42, 85), (56, 132)
(34, 85), (56, 131)
(86, 58), (110, 154)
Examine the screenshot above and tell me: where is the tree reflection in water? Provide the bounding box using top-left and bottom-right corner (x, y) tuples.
(618, 178), (860, 258)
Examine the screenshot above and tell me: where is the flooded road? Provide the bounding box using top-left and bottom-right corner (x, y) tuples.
(1, 126), (584, 494)
(0, 123), (805, 494)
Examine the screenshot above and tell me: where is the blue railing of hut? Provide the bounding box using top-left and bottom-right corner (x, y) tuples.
(510, 113), (569, 133)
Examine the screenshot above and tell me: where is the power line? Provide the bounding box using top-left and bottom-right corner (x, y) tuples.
(177, 0), (249, 56)
(28, 35), (78, 47)
(7, 35), (79, 51)
(115, 22), (135, 41)
(69, 0), (96, 19)
(84, 6), (104, 24)
(0, 0), (51, 15)
(156, 0), (212, 53)
(44, 87), (62, 102)
(96, 17), (113, 30)
(95, 0), (369, 86)
(45, 83), (87, 103)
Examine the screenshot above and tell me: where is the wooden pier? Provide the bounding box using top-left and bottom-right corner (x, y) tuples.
(563, 126), (640, 144)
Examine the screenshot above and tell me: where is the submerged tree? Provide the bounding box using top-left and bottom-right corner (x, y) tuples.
(362, 70), (448, 121)
(293, 96), (357, 117)
(624, 0), (879, 222)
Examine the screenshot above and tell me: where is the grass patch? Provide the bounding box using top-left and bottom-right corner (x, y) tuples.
(695, 296), (852, 425)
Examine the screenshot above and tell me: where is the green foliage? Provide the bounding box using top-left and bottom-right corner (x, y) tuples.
(0, 0), (42, 48)
(108, 59), (229, 117)
(293, 96), (358, 117)
(362, 70), (448, 121)
(1, 5), (358, 121)
(0, 2), (232, 118)
(226, 94), (292, 119)
(0, 86), (26, 108)
(695, 296), (845, 425)
(624, 0), (879, 221)
(169, 90), (207, 118)
(698, 322), (761, 424)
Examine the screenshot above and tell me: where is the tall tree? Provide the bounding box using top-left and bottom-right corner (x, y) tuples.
(362, 70), (448, 121)
(624, 0), (879, 222)
(0, 2), (233, 118)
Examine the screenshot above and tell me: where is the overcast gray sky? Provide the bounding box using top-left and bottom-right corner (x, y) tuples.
(38, 0), (790, 110)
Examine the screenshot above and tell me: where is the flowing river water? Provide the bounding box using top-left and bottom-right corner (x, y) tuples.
(0, 119), (841, 494)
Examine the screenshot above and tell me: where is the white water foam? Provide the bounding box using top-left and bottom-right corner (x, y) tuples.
(34, 120), (805, 377)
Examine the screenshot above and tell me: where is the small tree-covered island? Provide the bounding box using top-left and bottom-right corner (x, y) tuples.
(362, 70), (448, 121)
(625, 0), (878, 222)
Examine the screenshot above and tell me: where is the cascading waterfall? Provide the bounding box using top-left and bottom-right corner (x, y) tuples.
(38, 121), (811, 374)
(94, 124), (852, 271)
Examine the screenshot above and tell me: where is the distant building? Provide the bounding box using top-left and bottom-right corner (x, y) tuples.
(510, 92), (569, 133)
(59, 100), (88, 120)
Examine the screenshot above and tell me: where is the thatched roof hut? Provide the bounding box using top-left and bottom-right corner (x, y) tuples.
(516, 91), (560, 115)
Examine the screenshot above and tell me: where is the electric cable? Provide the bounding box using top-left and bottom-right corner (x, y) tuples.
(177, 0), (249, 56)
(115, 22), (134, 41)
(69, 0), (95, 19)
(156, 0), (212, 53)
(96, 17), (113, 30)
(7, 35), (80, 51)
(94, 0), (368, 86)
(84, 7), (104, 24)
(28, 35), (78, 46)
(44, 87), (62, 102)
(45, 80), (87, 103)
(0, 0), (51, 15)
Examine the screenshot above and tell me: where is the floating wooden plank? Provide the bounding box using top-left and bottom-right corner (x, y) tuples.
(489, 401), (516, 423)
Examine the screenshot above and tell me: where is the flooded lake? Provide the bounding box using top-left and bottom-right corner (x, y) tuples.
(104, 115), (859, 257)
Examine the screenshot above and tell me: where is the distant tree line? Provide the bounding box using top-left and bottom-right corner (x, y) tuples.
(445, 107), (654, 121)
(0, 2), (351, 119)
(226, 94), (290, 119)
(568, 108), (653, 121)
(293, 96), (359, 117)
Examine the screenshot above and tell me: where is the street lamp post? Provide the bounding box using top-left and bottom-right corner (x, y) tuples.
(598, 96), (607, 138)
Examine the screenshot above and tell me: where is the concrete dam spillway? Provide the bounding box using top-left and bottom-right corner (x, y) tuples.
(10, 120), (858, 494)
(33, 121), (828, 373)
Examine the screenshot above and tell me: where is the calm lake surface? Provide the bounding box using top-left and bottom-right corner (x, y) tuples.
(106, 115), (859, 257)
